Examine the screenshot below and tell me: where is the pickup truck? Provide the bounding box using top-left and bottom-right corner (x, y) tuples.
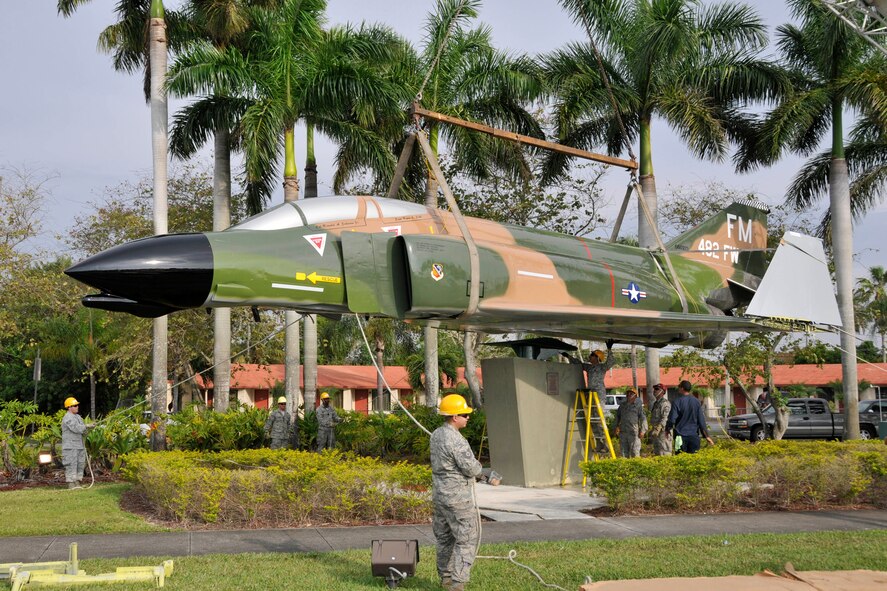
(727, 398), (881, 441)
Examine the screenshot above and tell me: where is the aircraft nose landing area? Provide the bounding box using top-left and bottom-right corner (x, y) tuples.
(475, 483), (606, 521)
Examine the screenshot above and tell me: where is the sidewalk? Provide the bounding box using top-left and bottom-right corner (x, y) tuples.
(2, 482), (885, 563)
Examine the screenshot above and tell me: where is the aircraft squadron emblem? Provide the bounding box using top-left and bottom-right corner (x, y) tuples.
(431, 263), (444, 282)
(304, 233), (327, 256)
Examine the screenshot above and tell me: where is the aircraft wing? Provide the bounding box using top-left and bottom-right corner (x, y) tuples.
(450, 302), (778, 348)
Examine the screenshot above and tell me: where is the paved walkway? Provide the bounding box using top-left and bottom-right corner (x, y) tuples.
(2, 483), (885, 562)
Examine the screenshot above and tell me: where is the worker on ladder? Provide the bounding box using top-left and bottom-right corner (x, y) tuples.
(561, 339), (615, 395)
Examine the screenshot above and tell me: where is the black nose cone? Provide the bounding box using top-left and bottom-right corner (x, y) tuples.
(65, 233), (213, 310)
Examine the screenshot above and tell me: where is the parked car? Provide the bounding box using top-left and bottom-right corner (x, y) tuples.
(603, 394), (626, 416)
(859, 399), (887, 421)
(727, 398), (880, 441)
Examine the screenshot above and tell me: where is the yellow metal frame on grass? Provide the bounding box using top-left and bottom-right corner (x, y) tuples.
(1, 543), (79, 580)
(5, 543), (174, 591)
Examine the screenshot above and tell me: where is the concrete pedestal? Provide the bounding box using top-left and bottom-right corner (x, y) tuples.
(481, 357), (587, 487)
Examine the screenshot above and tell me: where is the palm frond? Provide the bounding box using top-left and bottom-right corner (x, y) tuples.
(656, 87), (727, 162)
(696, 1), (767, 53)
(170, 96), (252, 159)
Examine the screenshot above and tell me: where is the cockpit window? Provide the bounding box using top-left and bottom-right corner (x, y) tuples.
(228, 196), (429, 231)
(230, 202), (304, 231)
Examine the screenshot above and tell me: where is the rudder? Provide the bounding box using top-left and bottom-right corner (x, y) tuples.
(667, 199), (769, 311)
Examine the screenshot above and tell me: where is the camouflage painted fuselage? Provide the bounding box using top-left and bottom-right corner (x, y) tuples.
(67, 195), (772, 348)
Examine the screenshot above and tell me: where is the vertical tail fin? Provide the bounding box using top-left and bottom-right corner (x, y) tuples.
(667, 199), (770, 307)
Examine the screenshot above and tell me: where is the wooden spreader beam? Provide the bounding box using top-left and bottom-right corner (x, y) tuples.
(409, 103), (638, 171)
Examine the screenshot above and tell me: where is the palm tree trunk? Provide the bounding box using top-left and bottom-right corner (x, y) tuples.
(303, 124), (318, 411)
(630, 344), (638, 392)
(283, 125), (303, 413)
(305, 123), (318, 197)
(212, 126), (231, 413)
(149, 0), (168, 449)
(375, 336), (385, 411)
(464, 331), (483, 407)
(89, 365), (96, 420)
(638, 117), (660, 406)
(881, 332), (887, 363)
(829, 98), (860, 437)
(423, 127), (440, 408)
(830, 157), (860, 437)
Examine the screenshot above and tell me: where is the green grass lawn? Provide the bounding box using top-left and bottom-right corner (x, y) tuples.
(26, 530), (887, 591)
(0, 483), (167, 537)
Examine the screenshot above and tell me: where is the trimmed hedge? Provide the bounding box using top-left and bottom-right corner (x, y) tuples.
(583, 439), (887, 512)
(122, 449), (431, 526)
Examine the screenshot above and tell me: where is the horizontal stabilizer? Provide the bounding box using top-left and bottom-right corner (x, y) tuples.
(744, 232), (841, 327)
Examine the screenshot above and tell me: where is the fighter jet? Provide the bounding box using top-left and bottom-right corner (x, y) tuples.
(64, 195), (840, 348)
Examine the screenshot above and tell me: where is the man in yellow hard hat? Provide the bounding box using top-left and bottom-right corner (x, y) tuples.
(264, 396), (291, 449)
(561, 340), (615, 399)
(61, 397), (89, 489)
(315, 392), (341, 451)
(431, 394), (483, 591)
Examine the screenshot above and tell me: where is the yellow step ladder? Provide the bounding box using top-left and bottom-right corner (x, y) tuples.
(561, 388), (616, 487)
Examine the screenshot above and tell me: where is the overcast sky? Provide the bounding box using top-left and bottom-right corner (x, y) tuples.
(0, 1), (883, 277)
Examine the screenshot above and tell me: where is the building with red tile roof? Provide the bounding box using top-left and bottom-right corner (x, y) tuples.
(194, 364), (413, 413)
(603, 363), (887, 414)
(190, 362), (886, 417)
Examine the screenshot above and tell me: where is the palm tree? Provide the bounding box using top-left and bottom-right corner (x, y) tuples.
(167, 0), (274, 413)
(58, 0), (186, 445)
(855, 266), (887, 362)
(738, 0), (886, 437)
(542, 0), (781, 400)
(57, 0), (190, 100)
(302, 123), (320, 409)
(41, 309), (117, 420)
(148, 0), (169, 449)
(170, 0), (406, 410)
(356, 0), (545, 408)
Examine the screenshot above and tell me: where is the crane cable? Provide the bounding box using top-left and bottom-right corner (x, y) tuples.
(354, 313), (573, 589)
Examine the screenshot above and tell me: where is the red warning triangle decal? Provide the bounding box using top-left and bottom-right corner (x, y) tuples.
(304, 233), (327, 256)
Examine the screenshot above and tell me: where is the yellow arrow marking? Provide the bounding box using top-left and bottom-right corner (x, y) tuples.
(296, 271), (341, 285)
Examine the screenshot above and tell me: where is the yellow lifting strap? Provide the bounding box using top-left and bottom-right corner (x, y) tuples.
(561, 388), (616, 488)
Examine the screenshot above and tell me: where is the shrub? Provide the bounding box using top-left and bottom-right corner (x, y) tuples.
(166, 404), (266, 451)
(162, 403), (488, 462)
(122, 448), (432, 526)
(583, 440), (887, 512)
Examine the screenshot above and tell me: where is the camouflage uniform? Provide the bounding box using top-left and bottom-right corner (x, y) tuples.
(430, 422), (483, 589)
(584, 350), (614, 398)
(649, 396), (672, 456)
(61, 412), (88, 485)
(615, 398), (647, 458)
(264, 408), (291, 449)
(315, 405), (341, 451)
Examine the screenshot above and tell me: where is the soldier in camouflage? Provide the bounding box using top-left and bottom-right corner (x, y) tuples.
(649, 384), (672, 456)
(315, 392), (342, 451)
(430, 394), (483, 591)
(61, 397), (90, 489)
(584, 341), (615, 398)
(264, 396), (291, 449)
(614, 388), (647, 458)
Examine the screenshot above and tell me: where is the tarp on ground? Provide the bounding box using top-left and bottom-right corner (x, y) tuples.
(580, 569), (887, 591)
